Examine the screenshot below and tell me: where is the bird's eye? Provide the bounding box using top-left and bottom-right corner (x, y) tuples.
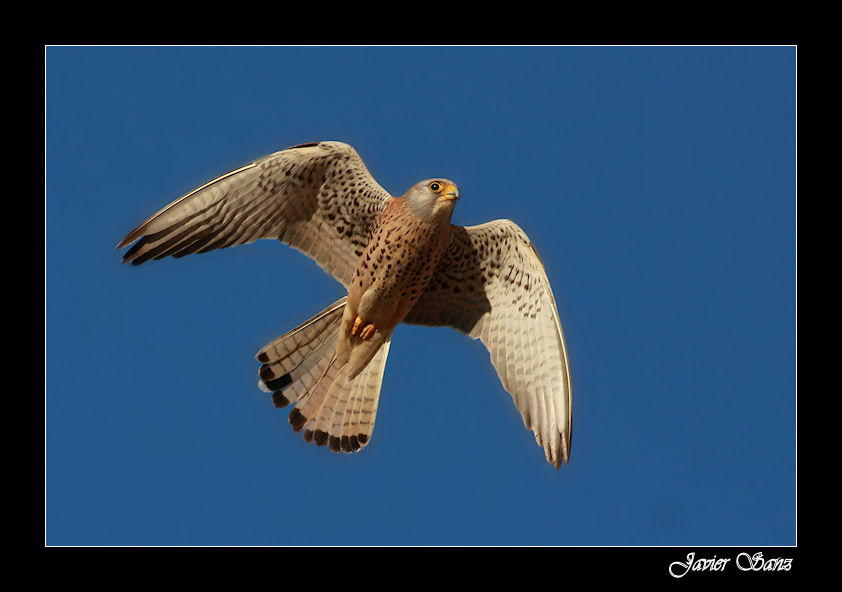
(429, 182), (441, 192)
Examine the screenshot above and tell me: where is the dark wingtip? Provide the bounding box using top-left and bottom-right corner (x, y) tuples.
(313, 430), (329, 446)
(120, 238), (149, 265)
(116, 236), (134, 250)
(117, 225), (145, 250)
(256, 352), (270, 363)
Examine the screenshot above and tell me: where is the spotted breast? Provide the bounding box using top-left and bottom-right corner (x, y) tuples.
(336, 182), (458, 378)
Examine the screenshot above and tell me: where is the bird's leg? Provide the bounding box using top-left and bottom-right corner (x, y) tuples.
(351, 315), (376, 340)
(359, 323), (376, 340)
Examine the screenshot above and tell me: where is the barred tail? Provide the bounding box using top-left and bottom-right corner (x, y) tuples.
(256, 297), (392, 453)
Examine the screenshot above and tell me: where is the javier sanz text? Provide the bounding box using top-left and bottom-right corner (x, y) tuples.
(668, 551), (792, 578)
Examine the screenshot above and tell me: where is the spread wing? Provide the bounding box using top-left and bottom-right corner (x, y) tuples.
(117, 141), (392, 289)
(404, 220), (573, 468)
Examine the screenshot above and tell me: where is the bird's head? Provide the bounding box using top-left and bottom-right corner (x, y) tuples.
(402, 179), (460, 223)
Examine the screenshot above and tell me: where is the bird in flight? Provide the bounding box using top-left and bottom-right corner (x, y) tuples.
(118, 141), (573, 468)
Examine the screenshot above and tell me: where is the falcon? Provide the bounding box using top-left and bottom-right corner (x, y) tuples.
(118, 141), (573, 468)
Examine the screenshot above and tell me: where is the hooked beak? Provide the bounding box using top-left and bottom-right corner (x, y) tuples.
(442, 184), (460, 201)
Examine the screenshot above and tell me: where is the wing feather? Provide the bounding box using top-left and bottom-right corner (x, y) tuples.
(404, 220), (573, 468)
(118, 141), (391, 289)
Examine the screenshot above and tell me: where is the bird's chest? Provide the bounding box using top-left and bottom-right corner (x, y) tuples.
(351, 214), (450, 309)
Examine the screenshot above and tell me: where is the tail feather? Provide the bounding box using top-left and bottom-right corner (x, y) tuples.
(339, 339), (391, 450)
(311, 336), (392, 452)
(256, 298), (392, 454)
(257, 297), (346, 372)
(295, 353), (344, 440)
(270, 340), (337, 409)
(257, 297), (346, 407)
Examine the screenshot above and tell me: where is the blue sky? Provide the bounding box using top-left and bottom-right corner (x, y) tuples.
(45, 46), (796, 546)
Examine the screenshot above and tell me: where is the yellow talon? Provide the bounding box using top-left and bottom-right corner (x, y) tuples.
(351, 315), (364, 336)
(359, 324), (376, 340)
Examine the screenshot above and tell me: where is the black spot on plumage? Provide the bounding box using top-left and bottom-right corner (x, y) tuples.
(289, 408), (307, 432)
(314, 430), (329, 446)
(264, 372), (293, 391)
(328, 435), (341, 452)
(349, 435), (361, 450)
(272, 392), (291, 408)
(257, 352), (270, 363)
